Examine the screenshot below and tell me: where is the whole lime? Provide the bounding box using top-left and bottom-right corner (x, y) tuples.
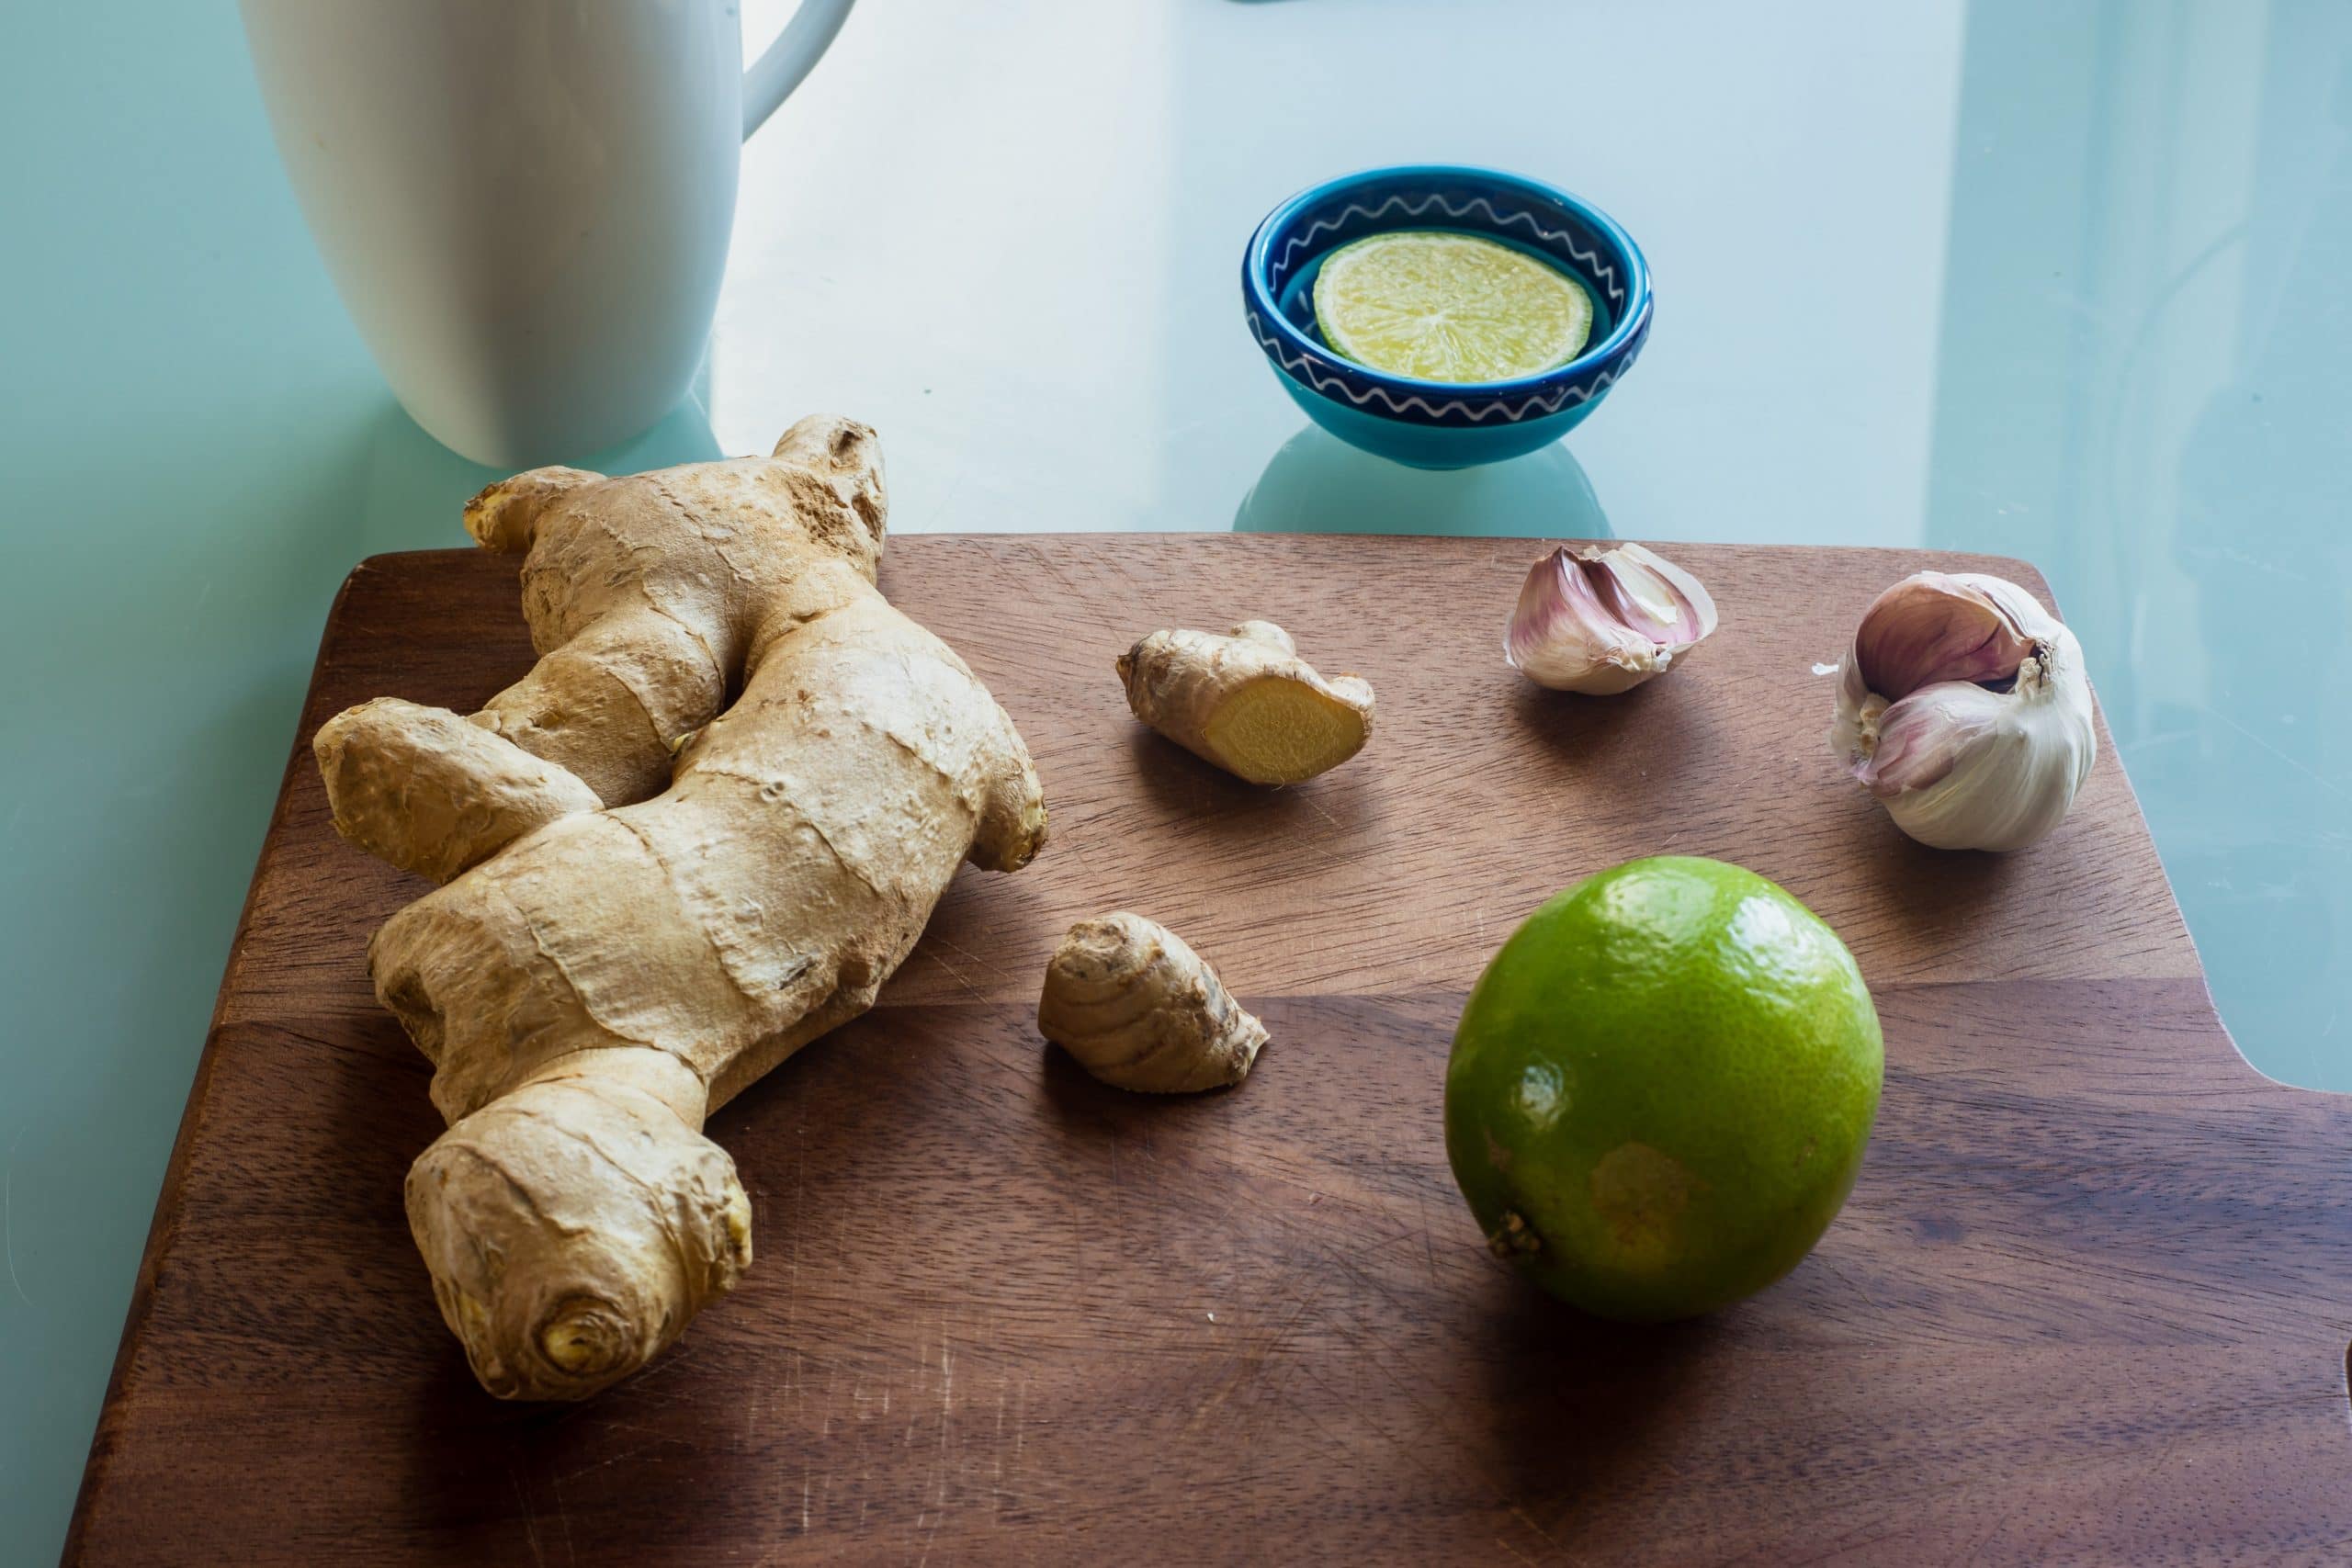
(1445, 856), (1883, 1321)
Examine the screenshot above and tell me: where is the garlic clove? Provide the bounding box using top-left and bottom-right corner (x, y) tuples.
(1507, 549), (1655, 693)
(1850, 572), (2037, 700)
(1831, 570), (2098, 852)
(1854, 681), (2006, 797)
(1592, 544), (1719, 644)
(1507, 543), (1717, 694)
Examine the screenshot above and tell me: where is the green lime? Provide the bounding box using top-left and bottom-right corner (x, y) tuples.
(1312, 231), (1593, 382)
(1445, 856), (1883, 1321)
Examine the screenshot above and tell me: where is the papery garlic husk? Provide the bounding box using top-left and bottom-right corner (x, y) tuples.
(1506, 543), (1719, 694)
(1831, 571), (2096, 852)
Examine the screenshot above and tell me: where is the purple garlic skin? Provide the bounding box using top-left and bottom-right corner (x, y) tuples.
(1831, 571), (2097, 852)
(1507, 543), (1718, 694)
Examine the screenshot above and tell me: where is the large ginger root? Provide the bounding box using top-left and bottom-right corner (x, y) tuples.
(315, 417), (1046, 1400)
(1117, 620), (1374, 784)
(1037, 912), (1268, 1093)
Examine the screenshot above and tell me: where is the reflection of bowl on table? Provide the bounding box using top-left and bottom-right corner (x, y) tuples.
(1233, 425), (1612, 538)
(1242, 164), (1652, 470)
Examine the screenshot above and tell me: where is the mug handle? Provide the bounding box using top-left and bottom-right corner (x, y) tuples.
(741, 0), (858, 140)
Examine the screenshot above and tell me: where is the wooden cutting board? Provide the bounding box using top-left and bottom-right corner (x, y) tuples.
(69, 536), (2352, 1566)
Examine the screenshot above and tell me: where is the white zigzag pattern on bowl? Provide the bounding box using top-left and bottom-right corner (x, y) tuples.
(1272, 191), (1626, 305)
(1249, 310), (1631, 423)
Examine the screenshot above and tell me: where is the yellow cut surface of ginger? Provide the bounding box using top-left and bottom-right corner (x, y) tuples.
(1117, 619), (1374, 785)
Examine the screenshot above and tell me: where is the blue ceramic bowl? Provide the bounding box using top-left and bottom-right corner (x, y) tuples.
(1243, 165), (1652, 469)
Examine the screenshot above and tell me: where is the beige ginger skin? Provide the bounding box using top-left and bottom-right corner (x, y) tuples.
(1117, 620), (1374, 784)
(1037, 912), (1269, 1093)
(313, 417), (1046, 1401)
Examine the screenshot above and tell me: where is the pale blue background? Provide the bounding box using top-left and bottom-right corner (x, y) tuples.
(5, 1), (2346, 1558)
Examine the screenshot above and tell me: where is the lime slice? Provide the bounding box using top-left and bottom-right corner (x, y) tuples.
(1313, 231), (1593, 383)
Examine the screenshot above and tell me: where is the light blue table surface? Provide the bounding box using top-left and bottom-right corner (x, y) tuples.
(6, 0), (2347, 1557)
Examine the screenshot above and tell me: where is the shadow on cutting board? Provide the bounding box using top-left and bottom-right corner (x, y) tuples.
(1476, 1283), (1726, 1518)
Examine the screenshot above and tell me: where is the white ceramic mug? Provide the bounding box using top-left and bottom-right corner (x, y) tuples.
(241, 0), (855, 468)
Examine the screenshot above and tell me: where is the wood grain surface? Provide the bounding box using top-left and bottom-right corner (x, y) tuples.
(69, 536), (2352, 1566)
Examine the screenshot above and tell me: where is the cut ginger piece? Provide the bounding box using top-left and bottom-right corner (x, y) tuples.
(1116, 619), (1374, 784)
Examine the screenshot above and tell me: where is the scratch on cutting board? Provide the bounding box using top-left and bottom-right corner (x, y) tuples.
(920, 942), (990, 1004)
(991, 1378), (1012, 1515)
(928, 931), (1011, 985)
(554, 1445), (664, 1485)
(1509, 1505), (1563, 1552)
(547, 1473), (580, 1568)
(509, 1468), (548, 1568)
(922, 1347), (960, 1562)
(742, 1384), (768, 1452)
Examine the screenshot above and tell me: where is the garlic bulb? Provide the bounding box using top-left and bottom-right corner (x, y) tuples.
(1506, 543), (1719, 694)
(1831, 572), (2096, 851)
